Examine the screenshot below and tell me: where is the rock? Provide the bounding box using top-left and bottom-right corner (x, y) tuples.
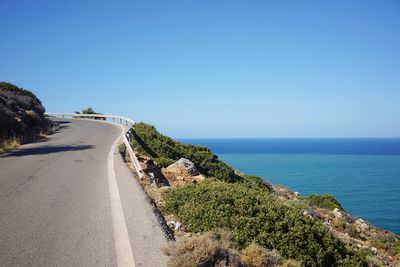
(167, 158), (199, 175)
(167, 220), (182, 231)
(162, 158), (204, 187)
(167, 220), (176, 229)
(148, 172), (155, 184)
(175, 221), (182, 231)
(294, 191), (300, 196)
(355, 218), (369, 231)
(333, 208), (343, 219)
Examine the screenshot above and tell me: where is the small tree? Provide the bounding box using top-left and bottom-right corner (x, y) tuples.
(79, 107), (105, 120)
(81, 107), (99, 114)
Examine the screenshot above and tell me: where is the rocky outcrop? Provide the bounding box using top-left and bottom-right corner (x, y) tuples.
(0, 82), (57, 141)
(162, 158), (205, 187)
(166, 158), (199, 175)
(271, 185), (400, 266)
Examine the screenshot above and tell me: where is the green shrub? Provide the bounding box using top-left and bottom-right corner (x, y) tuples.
(241, 174), (273, 192)
(370, 238), (400, 257)
(278, 259), (302, 267)
(0, 81), (40, 101)
(301, 194), (343, 210)
(77, 107), (105, 120)
(163, 180), (367, 266)
(130, 122), (241, 182)
(334, 221), (359, 238)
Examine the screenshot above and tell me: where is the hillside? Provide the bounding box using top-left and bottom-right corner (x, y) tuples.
(122, 122), (399, 267)
(0, 82), (57, 152)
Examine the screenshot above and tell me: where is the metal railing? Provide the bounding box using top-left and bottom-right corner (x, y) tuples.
(45, 113), (135, 126)
(45, 112), (144, 178)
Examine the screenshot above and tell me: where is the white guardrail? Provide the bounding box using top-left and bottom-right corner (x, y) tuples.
(45, 113), (144, 179)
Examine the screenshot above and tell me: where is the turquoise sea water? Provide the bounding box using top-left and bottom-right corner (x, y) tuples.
(178, 139), (400, 234)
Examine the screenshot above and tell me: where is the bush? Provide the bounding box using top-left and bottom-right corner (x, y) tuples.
(301, 194), (343, 210)
(334, 221), (359, 238)
(278, 259), (302, 267)
(163, 234), (219, 267)
(77, 107), (105, 120)
(0, 137), (21, 153)
(162, 231), (241, 267)
(0, 82), (40, 101)
(370, 235), (400, 257)
(163, 180), (367, 266)
(0, 82), (55, 142)
(241, 243), (280, 267)
(130, 122), (241, 182)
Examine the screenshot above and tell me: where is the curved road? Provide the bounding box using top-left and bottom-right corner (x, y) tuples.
(0, 119), (167, 266)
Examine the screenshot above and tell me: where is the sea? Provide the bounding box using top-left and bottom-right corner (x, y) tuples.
(178, 138), (400, 235)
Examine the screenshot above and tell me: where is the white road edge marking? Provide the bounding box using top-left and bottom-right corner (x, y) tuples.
(108, 125), (136, 267)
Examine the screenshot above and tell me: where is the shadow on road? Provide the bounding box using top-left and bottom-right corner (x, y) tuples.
(0, 145), (94, 158)
(56, 120), (72, 130)
(57, 120), (71, 124)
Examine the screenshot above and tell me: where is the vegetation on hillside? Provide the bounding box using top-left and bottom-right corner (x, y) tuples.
(126, 122), (398, 266)
(163, 179), (367, 266)
(130, 122), (241, 182)
(162, 229), (301, 267)
(0, 82), (57, 152)
(301, 194), (343, 210)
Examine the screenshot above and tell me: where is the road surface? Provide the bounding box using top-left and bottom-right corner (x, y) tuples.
(0, 119), (167, 266)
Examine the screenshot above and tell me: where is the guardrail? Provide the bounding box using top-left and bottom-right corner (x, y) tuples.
(45, 112), (144, 178)
(45, 113), (135, 126)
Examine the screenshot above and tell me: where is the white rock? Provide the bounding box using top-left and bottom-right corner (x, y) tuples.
(294, 191), (300, 196)
(175, 222), (182, 231)
(333, 208), (343, 218)
(167, 158), (199, 175)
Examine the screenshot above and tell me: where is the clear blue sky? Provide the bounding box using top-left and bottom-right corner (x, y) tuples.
(1, 1), (399, 138)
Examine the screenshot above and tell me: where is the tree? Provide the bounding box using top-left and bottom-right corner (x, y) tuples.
(81, 107), (99, 114)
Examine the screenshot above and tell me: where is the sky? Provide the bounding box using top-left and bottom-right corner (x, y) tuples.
(1, 0), (399, 138)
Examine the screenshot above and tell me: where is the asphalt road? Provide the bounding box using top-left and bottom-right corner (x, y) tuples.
(0, 119), (167, 266)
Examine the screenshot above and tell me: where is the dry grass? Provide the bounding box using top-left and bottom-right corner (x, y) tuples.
(163, 233), (220, 267)
(163, 231), (301, 267)
(0, 138), (20, 153)
(241, 243), (280, 267)
(366, 255), (385, 267)
(163, 230), (242, 267)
